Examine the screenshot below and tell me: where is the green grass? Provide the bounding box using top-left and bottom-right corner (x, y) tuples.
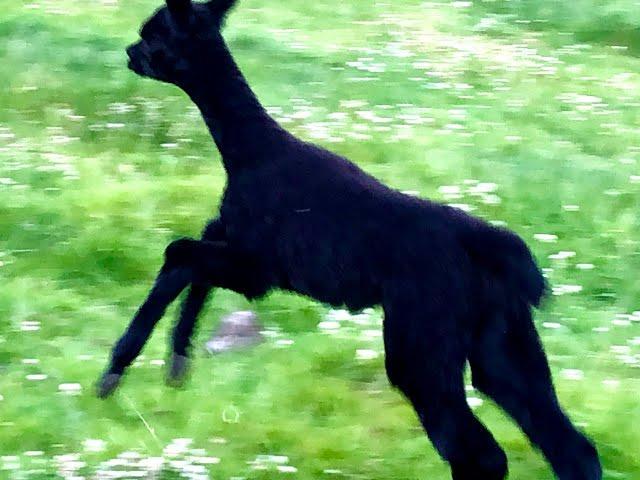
(1, 0), (639, 478)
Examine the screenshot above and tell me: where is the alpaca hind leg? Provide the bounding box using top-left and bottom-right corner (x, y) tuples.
(383, 299), (507, 480)
(469, 306), (601, 480)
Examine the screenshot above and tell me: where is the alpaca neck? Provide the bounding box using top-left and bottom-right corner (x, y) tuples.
(182, 37), (284, 172)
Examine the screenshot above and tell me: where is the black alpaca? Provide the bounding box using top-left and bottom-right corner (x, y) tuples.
(97, 1), (602, 478)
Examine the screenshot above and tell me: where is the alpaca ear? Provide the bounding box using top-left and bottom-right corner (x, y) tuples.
(207, 0), (238, 20)
(166, 0), (192, 16)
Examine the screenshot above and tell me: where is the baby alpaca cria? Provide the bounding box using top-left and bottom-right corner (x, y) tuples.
(98, 2), (602, 479)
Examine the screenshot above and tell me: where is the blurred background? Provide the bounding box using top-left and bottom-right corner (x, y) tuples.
(1, 0), (640, 478)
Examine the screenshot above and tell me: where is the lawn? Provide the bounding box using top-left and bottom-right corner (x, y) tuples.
(0, 0), (639, 478)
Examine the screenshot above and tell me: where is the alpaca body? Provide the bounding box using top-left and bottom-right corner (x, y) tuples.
(97, 2), (602, 479)
(221, 144), (540, 317)
(221, 142), (472, 312)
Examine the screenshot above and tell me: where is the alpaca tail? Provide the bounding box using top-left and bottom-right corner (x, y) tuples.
(459, 220), (547, 308)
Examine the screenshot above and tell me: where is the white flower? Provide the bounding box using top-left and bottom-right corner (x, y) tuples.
(542, 322), (562, 329)
(548, 251), (576, 260)
(24, 451), (44, 457)
(277, 465), (298, 473)
(560, 369), (584, 381)
(562, 205), (580, 212)
(83, 439), (106, 453)
(438, 185), (461, 195)
(318, 321), (340, 331)
(20, 321), (41, 331)
(602, 379), (620, 389)
(552, 284), (582, 295)
(534, 233), (558, 243)
(576, 263), (594, 270)
(356, 349), (379, 360)
(466, 397), (483, 408)
(59, 383), (82, 395)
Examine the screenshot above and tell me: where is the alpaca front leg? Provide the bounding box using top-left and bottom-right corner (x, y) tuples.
(166, 240), (267, 386)
(166, 283), (212, 386)
(167, 219), (223, 386)
(97, 239), (201, 398)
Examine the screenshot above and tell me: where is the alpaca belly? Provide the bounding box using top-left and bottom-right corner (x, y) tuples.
(287, 274), (380, 311)
(280, 240), (382, 310)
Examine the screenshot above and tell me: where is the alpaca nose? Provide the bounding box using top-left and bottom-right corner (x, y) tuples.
(126, 44), (137, 59)
(126, 41), (148, 59)
(126, 43), (146, 73)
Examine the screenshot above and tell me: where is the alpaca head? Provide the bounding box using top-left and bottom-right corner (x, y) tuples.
(126, 0), (238, 85)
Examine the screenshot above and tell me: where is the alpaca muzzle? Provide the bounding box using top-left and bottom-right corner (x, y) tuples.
(126, 42), (153, 77)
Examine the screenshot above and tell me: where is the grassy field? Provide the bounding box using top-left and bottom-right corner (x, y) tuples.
(1, 0), (640, 478)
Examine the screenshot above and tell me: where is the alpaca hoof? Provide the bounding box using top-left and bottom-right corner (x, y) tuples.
(451, 449), (508, 480)
(555, 435), (602, 480)
(96, 373), (122, 398)
(166, 354), (190, 387)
